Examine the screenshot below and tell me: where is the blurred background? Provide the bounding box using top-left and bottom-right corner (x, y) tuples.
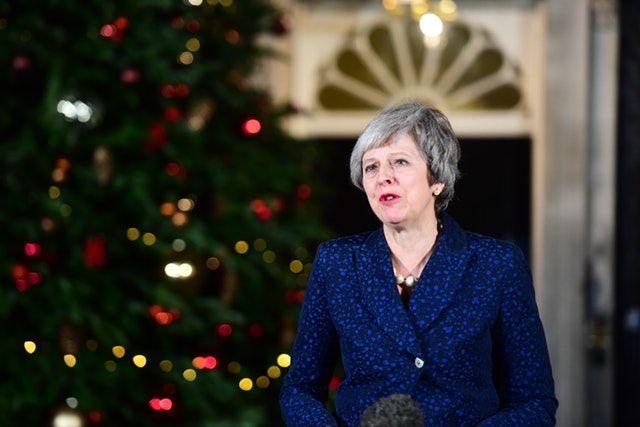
(1, 0), (637, 426)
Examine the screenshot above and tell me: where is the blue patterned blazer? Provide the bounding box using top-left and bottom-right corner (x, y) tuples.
(280, 213), (557, 426)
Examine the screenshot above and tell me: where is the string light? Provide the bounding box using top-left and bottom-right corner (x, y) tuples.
(382, 0), (457, 41)
(242, 118), (261, 135)
(56, 99), (94, 123)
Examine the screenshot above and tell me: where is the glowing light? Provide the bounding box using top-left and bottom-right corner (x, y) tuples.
(12, 264), (27, 280)
(142, 232), (156, 246)
(24, 341), (36, 354)
(256, 376), (270, 388)
(24, 242), (41, 256)
(206, 257), (220, 270)
(121, 68), (140, 83)
(177, 198), (195, 211)
(171, 212), (188, 226)
(160, 202), (176, 216)
(161, 85), (176, 98)
(192, 357), (205, 369)
(234, 241), (249, 254)
(175, 84), (189, 97)
(27, 272), (42, 285)
(186, 38), (200, 52)
(440, 0), (457, 14)
(242, 118), (261, 135)
(203, 356), (217, 369)
(126, 228), (140, 240)
(253, 238), (267, 252)
(41, 218), (55, 231)
(330, 376), (342, 391)
(250, 199), (272, 220)
(56, 99), (94, 123)
(262, 250), (276, 263)
(228, 361), (241, 374)
(178, 51), (194, 65)
(154, 311), (172, 325)
(188, 0), (203, 6)
(267, 365), (282, 379)
(160, 360), (173, 372)
(49, 186), (61, 199)
(183, 369), (197, 381)
(165, 162), (182, 176)
(12, 55), (31, 70)
(52, 168), (65, 183)
(289, 260), (303, 274)
(88, 412), (102, 423)
(66, 397), (79, 408)
(149, 398), (173, 411)
(419, 13), (444, 38)
(112, 346), (125, 358)
(104, 360), (117, 372)
(217, 324), (232, 337)
(238, 378), (253, 391)
(172, 239), (186, 252)
(52, 409), (83, 427)
(63, 354), (77, 367)
(225, 29), (240, 45)
(133, 355), (147, 368)
(187, 20), (200, 32)
(297, 184), (312, 200)
(164, 262), (194, 279)
(60, 204), (72, 217)
(100, 24), (117, 37)
(277, 353), (291, 368)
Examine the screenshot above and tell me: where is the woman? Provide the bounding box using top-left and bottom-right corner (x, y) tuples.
(279, 102), (557, 426)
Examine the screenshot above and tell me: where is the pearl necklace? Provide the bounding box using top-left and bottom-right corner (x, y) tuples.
(393, 268), (418, 288)
(392, 224), (441, 290)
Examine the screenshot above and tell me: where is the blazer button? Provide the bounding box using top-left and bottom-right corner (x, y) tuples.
(414, 357), (424, 368)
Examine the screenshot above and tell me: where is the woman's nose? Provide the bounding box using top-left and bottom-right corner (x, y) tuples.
(378, 163), (394, 183)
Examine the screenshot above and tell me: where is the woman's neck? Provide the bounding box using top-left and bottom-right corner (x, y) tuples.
(384, 217), (440, 277)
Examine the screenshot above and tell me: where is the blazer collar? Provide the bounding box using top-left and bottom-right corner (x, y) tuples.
(355, 213), (469, 355)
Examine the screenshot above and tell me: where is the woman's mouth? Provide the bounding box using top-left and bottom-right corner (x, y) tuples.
(380, 193), (399, 203)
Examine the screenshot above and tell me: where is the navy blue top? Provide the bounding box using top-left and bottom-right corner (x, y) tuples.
(280, 213), (557, 426)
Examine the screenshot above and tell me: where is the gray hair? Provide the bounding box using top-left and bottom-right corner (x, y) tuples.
(349, 101), (460, 212)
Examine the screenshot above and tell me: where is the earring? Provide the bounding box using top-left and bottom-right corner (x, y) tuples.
(434, 188), (441, 196)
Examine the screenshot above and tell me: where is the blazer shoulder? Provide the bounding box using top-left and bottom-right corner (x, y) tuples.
(464, 231), (525, 260)
(320, 230), (375, 252)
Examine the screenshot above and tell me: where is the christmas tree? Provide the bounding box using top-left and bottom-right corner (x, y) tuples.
(0, 1), (333, 426)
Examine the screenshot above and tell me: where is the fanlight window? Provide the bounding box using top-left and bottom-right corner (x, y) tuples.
(316, 16), (523, 111)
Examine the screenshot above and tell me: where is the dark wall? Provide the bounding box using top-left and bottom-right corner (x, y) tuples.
(615, 0), (640, 425)
(314, 138), (531, 258)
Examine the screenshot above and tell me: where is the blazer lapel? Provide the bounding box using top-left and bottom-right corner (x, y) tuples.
(356, 228), (423, 357)
(409, 213), (469, 332)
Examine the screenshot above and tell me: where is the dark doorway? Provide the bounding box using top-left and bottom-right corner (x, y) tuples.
(313, 137), (532, 259)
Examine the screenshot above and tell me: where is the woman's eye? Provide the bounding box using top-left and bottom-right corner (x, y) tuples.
(364, 164), (377, 173)
(394, 159), (407, 165)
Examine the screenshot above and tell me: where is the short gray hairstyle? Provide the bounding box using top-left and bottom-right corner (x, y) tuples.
(349, 101), (460, 212)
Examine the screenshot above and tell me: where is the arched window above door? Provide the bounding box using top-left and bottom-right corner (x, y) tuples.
(316, 17), (523, 112)
(277, 2), (543, 138)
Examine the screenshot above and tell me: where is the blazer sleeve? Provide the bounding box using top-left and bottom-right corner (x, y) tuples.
(476, 244), (558, 426)
(279, 243), (341, 427)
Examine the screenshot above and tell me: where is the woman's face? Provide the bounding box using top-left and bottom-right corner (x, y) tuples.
(361, 134), (441, 227)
